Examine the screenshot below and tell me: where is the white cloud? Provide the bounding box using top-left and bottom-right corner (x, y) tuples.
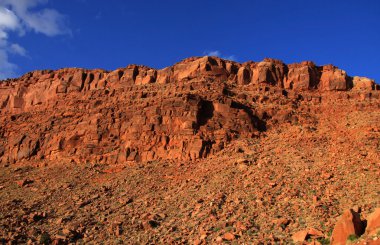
(0, 0), (71, 36)
(204, 50), (237, 61)
(0, 7), (19, 30)
(18, 8), (70, 36)
(10, 43), (26, 56)
(223, 55), (237, 61)
(206, 50), (221, 57)
(0, 0), (70, 79)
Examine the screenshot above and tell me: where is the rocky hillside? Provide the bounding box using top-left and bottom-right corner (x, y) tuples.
(0, 56), (378, 166)
(0, 56), (379, 244)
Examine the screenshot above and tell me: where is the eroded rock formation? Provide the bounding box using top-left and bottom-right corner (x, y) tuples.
(0, 56), (378, 165)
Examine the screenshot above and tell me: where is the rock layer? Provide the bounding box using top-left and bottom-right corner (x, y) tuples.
(0, 56), (378, 164)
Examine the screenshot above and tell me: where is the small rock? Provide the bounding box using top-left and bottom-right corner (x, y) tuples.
(110, 222), (123, 237)
(312, 195), (318, 203)
(293, 227), (324, 243)
(223, 232), (235, 241)
(16, 178), (33, 187)
(52, 238), (64, 245)
(292, 229), (308, 243)
(236, 158), (248, 164)
(193, 239), (201, 245)
(121, 197), (133, 205)
(237, 163), (248, 171)
(215, 236), (223, 243)
(142, 220), (159, 229)
(274, 218), (290, 230)
(78, 199), (91, 208)
(55, 234), (67, 240)
(62, 229), (72, 236)
(235, 221), (247, 231)
(360, 151), (368, 156)
(321, 173), (333, 180)
(307, 228), (323, 238)
(200, 234), (207, 240)
(268, 182), (277, 187)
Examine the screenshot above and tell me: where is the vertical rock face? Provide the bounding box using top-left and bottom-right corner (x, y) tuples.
(0, 56), (377, 164)
(319, 64), (349, 91)
(250, 58), (287, 86)
(120, 94), (259, 162)
(284, 61), (320, 90)
(237, 67), (251, 85)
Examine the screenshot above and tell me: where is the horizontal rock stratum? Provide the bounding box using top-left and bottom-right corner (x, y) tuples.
(0, 56), (378, 165)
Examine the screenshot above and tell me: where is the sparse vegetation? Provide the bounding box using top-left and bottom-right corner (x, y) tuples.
(347, 234), (358, 242)
(317, 237), (330, 245)
(39, 232), (51, 245)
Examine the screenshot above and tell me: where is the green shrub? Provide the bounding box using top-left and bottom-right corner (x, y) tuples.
(347, 234), (358, 242)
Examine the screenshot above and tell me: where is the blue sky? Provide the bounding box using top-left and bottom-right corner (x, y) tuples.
(0, 0), (379, 82)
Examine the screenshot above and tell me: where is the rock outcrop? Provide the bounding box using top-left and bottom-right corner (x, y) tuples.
(284, 61), (320, 90)
(319, 64), (350, 91)
(330, 209), (365, 245)
(329, 208), (380, 245)
(366, 208), (380, 236)
(352, 76), (376, 90)
(0, 56), (378, 165)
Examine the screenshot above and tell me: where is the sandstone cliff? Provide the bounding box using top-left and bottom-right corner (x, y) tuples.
(0, 56), (378, 165)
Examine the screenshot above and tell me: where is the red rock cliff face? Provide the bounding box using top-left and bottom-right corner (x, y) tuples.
(0, 56), (378, 164)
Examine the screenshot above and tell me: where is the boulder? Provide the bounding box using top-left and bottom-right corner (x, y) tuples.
(366, 208), (380, 236)
(331, 209), (365, 245)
